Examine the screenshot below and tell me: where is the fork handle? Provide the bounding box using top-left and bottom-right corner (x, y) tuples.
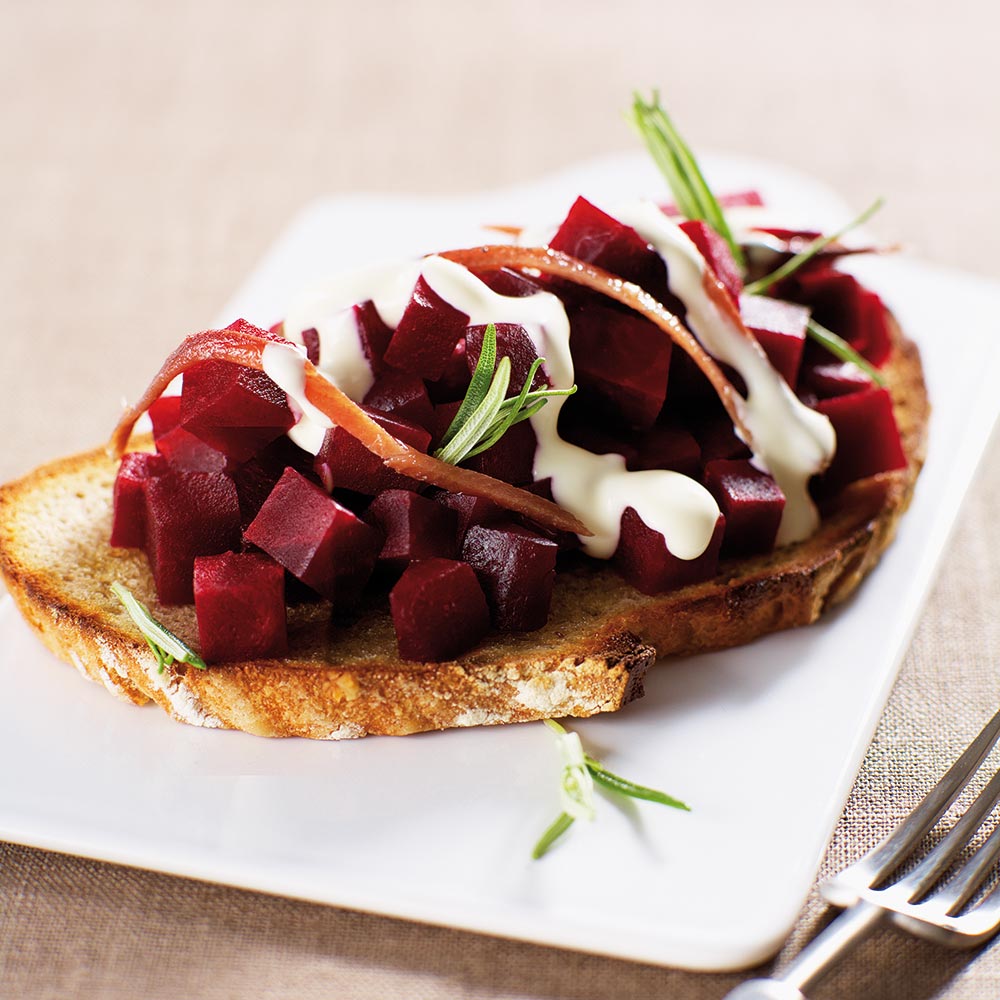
(723, 900), (885, 1000)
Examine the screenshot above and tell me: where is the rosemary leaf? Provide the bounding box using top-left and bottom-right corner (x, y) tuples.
(532, 812), (576, 860)
(111, 582), (207, 670)
(744, 197), (885, 296)
(437, 322), (498, 450)
(585, 756), (691, 811)
(434, 356), (512, 465)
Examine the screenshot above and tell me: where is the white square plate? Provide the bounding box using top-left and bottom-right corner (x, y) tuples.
(3, 153), (999, 971)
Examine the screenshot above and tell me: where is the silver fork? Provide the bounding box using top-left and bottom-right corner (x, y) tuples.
(724, 706), (1000, 1000)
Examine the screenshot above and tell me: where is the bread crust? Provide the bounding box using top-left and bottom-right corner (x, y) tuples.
(0, 318), (928, 738)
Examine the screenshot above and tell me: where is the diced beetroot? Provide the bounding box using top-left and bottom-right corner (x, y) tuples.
(148, 395), (182, 439)
(662, 190), (764, 215)
(691, 414), (752, 463)
(462, 419), (536, 485)
(814, 388), (906, 495)
(614, 508), (724, 595)
(470, 267), (543, 298)
(436, 491), (505, 544)
(180, 359), (294, 464)
(193, 552), (287, 662)
(229, 437), (317, 531)
(314, 407), (432, 495)
(389, 559), (491, 662)
(462, 523), (557, 632)
(704, 460), (785, 556)
(365, 490), (458, 573)
(426, 340), (470, 403)
(739, 294), (808, 388)
(383, 276), (470, 380)
(777, 266), (891, 367)
(631, 424), (701, 478)
(110, 452), (167, 548)
(550, 197), (672, 305)
(142, 471), (241, 605)
(679, 220), (743, 305)
(354, 300), (394, 375)
(224, 317), (286, 343)
(244, 468), (382, 604)
(802, 361), (874, 399)
(517, 478), (581, 553)
(362, 370), (434, 430)
(558, 418), (640, 468)
(568, 301), (672, 430)
(430, 400), (462, 449)
(300, 327), (320, 366)
(465, 323), (549, 396)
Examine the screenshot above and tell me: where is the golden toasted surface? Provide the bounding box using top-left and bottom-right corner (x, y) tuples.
(0, 319), (928, 738)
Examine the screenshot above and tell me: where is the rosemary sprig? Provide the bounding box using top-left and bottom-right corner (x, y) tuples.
(532, 719), (689, 859)
(434, 323), (576, 467)
(629, 90), (746, 272)
(806, 318), (886, 387)
(743, 197), (885, 296)
(111, 581), (207, 673)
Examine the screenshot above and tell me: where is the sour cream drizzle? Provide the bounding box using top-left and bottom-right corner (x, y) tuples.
(611, 201), (836, 544)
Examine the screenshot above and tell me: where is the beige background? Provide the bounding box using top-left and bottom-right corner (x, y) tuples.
(3, 1), (1000, 997)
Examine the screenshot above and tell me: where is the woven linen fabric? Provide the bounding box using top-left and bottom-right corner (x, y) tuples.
(3, 1), (1000, 997)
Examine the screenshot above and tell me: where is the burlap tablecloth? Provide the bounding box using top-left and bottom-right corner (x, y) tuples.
(3, 2), (1000, 996)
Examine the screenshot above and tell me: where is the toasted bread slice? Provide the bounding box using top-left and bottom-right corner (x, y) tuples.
(0, 319), (928, 738)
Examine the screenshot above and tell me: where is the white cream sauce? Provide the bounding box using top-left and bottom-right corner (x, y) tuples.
(611, 201), (836, 545)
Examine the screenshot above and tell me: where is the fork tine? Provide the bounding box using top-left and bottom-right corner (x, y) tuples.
(899, 764), (1000, 901)
(861, 706), (1000, 885)
(937, 821), (1000, 916)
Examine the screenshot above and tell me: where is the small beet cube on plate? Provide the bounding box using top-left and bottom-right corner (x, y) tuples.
(110, 451), (167, 548)
(365, 490), (458, 573)
(194, 552), (287, 662)
(462, 419), (537, 485)
(465, 323), (549, 396)
(691, 414), (752, 463)
(244, 467), (382, 604)
(314, 407), (432, 495)
(614, 507), (724, 595)
(568, 301), (672, 430)
(679, 220), (743, 305)
(704, 459), (785, 556)
(142, 471), (241, 605)
(362, 370), (434, 431)
(738, 294), (808, 388)
(390, 559), (491, 662)
(354, 300), (395, 375)
(436, 491), (505, 545)
(383, 275), (470, 380)
(814, 387), (906, 495)
(148, 395), (232, 473)
(630, 424), (701, 478)
(180, 359), (294, 464)
(801, 361), (874, 399)
(462, 523), (557, 632)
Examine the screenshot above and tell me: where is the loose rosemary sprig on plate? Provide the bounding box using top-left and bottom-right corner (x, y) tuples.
(743, 196), (885, 296)
(629, 89), (746, 272)
(434, 323), (576, 467)
(111, 581), (207, 673)
(805, 318), (886, 387)
(532, 719), (690, 859)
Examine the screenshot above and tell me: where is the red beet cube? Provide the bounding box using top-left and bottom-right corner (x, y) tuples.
(470, 267), (543, 298)
(244, 468), (382, 603)
(679, 220), (743, 305)
(110, 452), (167, 548)
(148, 395), (231, 472)
(691, 414), (752, 463)
(739, 294), (808, 388)
(300, 327), (320, 365)
(465, 323), (549, 396)
(778, 266), (891, 367)
(180, 360), (294, 464)
(314, 407), (432, 495)
(550, 196), (671, 304)
(704, 460), (785, 556)
(615, 508), (724, 595)
(365, 490), (458, 573)
(568, 301), (672, 429)
(462, 418), (536, 485)
(436, 491), (505, 544)
(383, 275), (470, 380)
(389, 559), (491, 662)
(815, 388), (906, 495)
(802, 361), (874, 399)
(193, 552), (287, 662)
(148, 395), (182, 439)
(630, 424), (701, 478)
(558, 418), (640, 468)
(352, 300), (394, 375)
(362, 370), (434, 430)
(142, 471), (241, 605)
(426, 340), (471, 404)
(462, 523), (557, 632)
